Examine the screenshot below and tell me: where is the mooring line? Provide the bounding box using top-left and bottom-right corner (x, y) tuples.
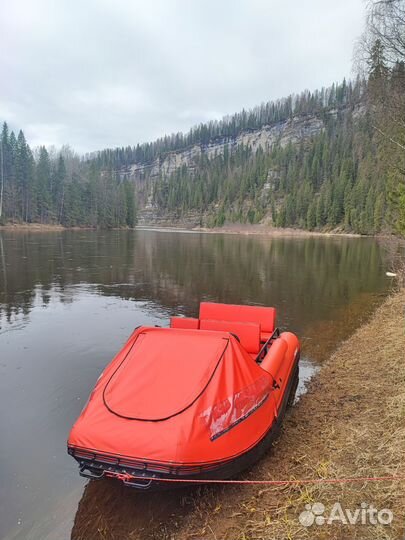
(106, 472), (405, 486)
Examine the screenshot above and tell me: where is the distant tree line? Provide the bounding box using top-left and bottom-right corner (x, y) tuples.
(0, 124), (136, 228)
(88, 79), (365, 169)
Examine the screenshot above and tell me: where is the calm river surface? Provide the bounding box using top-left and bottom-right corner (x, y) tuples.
(0, 229), (393, 540)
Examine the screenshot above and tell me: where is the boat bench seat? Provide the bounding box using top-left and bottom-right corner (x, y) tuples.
(260, 331), (273, 342)
(199, 302), (276, 343)
(170, 317), (200, 329)
(200, 319), (261, 354)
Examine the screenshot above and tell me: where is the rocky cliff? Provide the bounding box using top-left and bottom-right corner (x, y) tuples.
(122, 107), (360, 226)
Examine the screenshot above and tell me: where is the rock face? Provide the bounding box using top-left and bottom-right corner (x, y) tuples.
(124, 111), (339, 225)
(127, 114), (324, 182)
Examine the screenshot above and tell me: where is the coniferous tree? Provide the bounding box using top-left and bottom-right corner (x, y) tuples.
(36, 147), (52, 223)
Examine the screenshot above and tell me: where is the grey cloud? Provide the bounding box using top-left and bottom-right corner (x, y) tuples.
(0, 0), (365, 152)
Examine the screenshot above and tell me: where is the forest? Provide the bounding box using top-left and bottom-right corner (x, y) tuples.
(0, 1), (403, 234)
(151, 82), (386, 234)
(138, 63), (403, 235)
(0, 126), (136, 228)
(0, 81), (348, 230)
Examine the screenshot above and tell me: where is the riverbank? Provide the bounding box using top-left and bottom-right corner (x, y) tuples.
(196, 223), (364, 238)
(175, 289), (405, 540)
(71, 288), (405, 540)
(1, 222), (401, 242)
(0, 223), (67, 231)
(135, 223), (364, 237)
(137, 223), (403, 241)
(0, 223), (128, 232)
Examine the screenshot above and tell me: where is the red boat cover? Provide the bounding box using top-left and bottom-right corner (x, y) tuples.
(103, 330), (228, 420)
(68, 327), (276, 465)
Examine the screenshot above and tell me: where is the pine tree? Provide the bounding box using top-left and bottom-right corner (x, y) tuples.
(16, 130), (31, 221)
(53, 155), (66, 223)
(306, 201), (317, 230)
(373, 192), (385, 232)
(0, 122), (9, 221)
(124, 180), (136, 227)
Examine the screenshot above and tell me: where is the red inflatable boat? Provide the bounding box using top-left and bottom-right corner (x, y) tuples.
(68, 302), (300, 489)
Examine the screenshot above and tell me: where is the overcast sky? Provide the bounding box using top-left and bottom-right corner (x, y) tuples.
(0, 0), (365, 153)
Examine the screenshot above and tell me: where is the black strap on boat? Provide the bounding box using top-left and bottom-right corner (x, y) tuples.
(229, 332), (240, 343)
(255, 327), (280, 364)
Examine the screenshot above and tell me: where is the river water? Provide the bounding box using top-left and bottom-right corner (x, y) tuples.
(0, 229), (393, 540)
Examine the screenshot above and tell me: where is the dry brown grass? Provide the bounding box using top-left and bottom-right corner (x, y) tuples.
(71, 291), (405, 540)
(176, 291), (405, 540)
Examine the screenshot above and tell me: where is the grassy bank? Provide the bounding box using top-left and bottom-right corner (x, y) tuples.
(176, 290), (405, 540)
(71, 289), (405, 540)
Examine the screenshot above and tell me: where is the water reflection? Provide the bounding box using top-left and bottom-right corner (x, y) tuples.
(0, 229), (394, 540)
(0, 230), (391, 335)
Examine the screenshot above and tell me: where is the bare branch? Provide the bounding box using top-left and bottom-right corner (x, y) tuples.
(373, 125), (405, 149)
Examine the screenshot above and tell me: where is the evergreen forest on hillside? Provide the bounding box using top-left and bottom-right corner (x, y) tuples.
(0, 1), (403, 234)
(151, 95), (387, 234)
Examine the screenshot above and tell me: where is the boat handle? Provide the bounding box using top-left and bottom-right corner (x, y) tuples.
(122, 477), (153, 489)
(79, 464), (105, 480)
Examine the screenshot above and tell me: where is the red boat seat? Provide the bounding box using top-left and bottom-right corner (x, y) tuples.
(200, 319), (260, 354)
(170, 317), (200, 329)
(199, 302), (276, 342)
(260, 331), (273, 342)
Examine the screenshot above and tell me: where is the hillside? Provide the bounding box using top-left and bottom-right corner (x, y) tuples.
(90, 78), (389, 234)
(139, 106), (383, 233)
(0, 74), (403, 234)
(86, 79), (383, 233)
